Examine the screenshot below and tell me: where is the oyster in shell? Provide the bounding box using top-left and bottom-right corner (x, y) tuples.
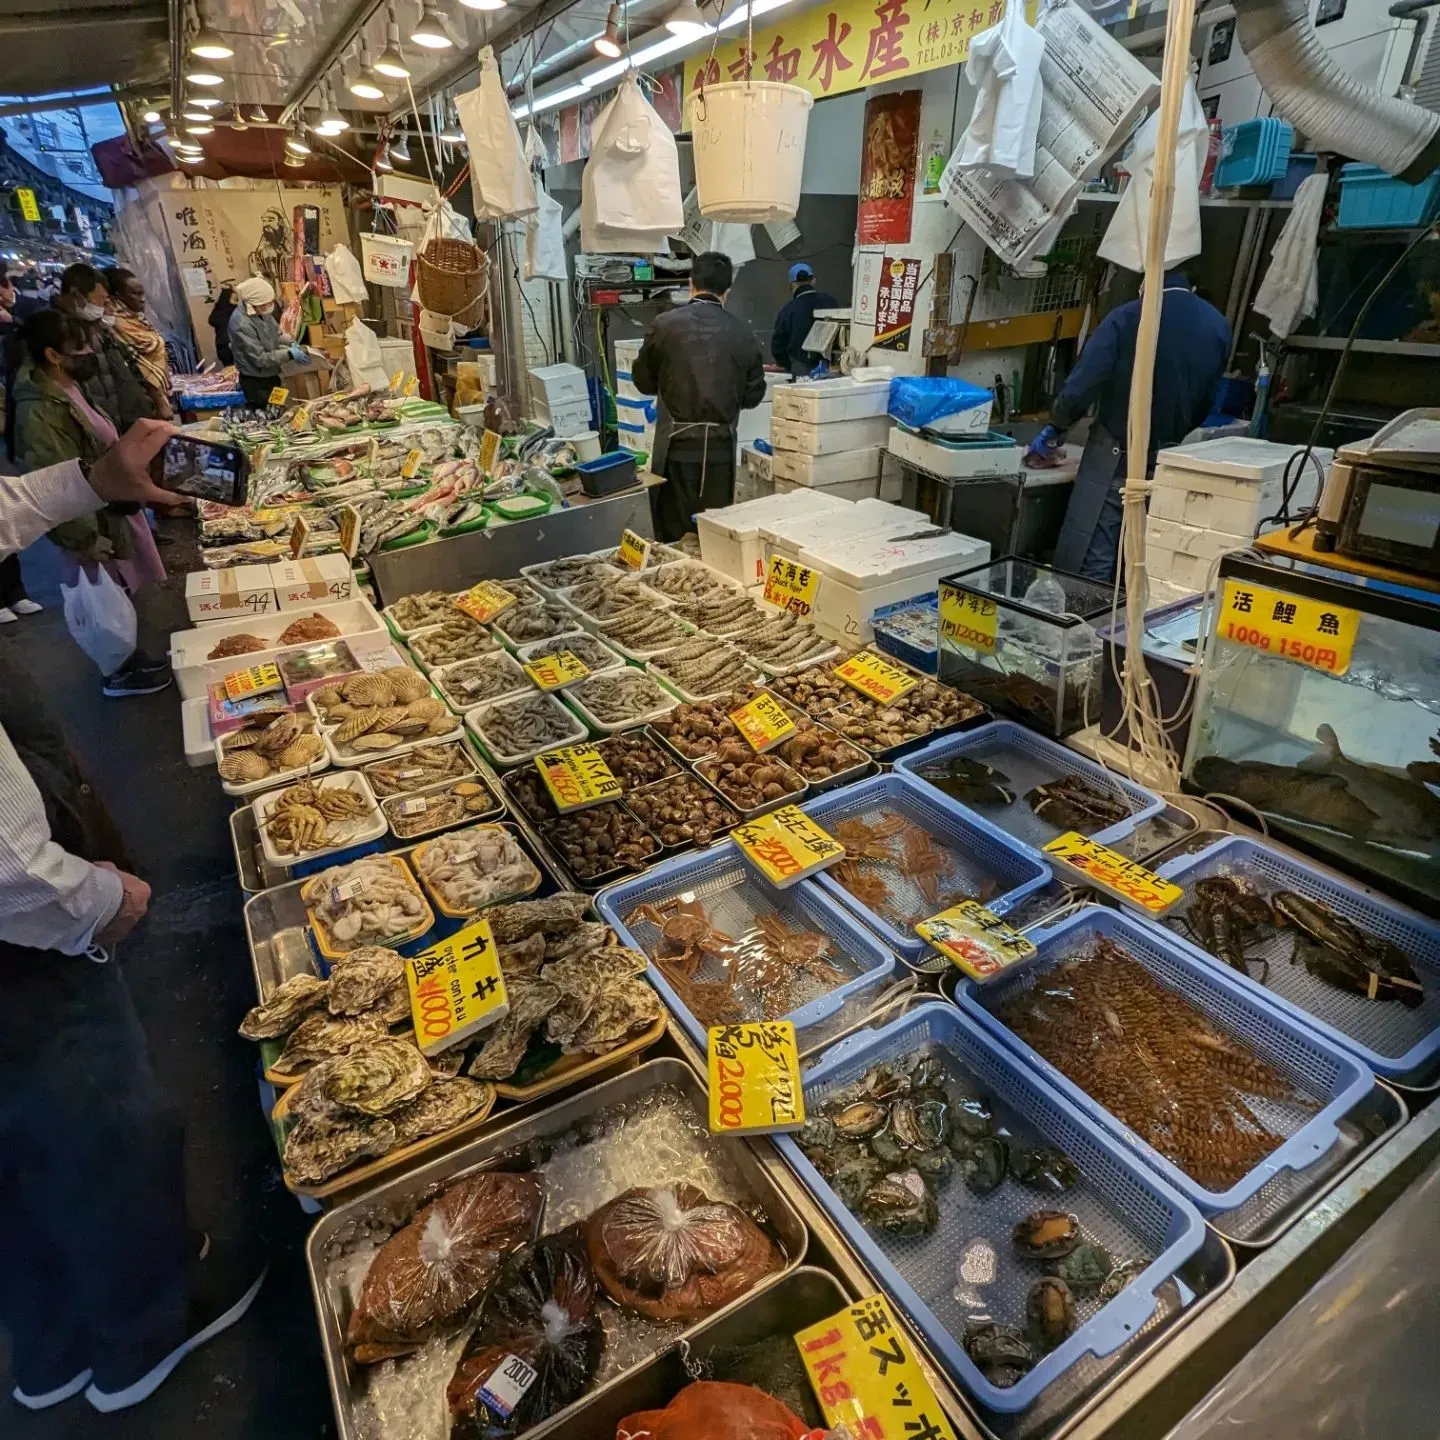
(389, 1076), (494, 1144)
(570, 974), (661, 1054)
(381, 666), (431, 703)
(335, 708), (384, 744)
(328, 945), (406, 1016)
(498, 933), (547, 978)
(275, 1008), (388, 1073)
(484, 892), (590, 944)
(321, 1038), (432, 1116)
(239, 972), (328, 1040)
(544, 921), (609, 962)
(467, 978), (561, 1081)
(543, 946), (648, 1049)
(284, 1110), (397, 1184)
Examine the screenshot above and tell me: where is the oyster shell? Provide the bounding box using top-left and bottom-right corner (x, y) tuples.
(278, 734), (326, 769)
(284, 1110), (397, 1184)
(219, 751), (271, 783)
(569, 974), (661, 1054)
(335, 708), (383, 744)
(344, 672), (396, 707)
(544, 921), (609, 962)
(389, 1076), (494, 1144)
(320, 1038), (433, 1116)
(275, 1008), (388, 1073)
(498, 933), (547, 978)
(239, 972), (328, 1040)
(382, 666), (431, 702)
(484, 892), (590, 944)
(327, 945), (406, 1015)
(543, 946), (649, 1049)
(467, 977), (561, 1080)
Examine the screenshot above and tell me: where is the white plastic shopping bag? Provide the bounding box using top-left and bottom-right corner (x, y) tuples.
(525, 177), (568, 281)
(457, 47), (537, 221)
(62, 567), (136, 676)
(954, 0), (1045, 178)
(345, 317), (390, 391)
(581, 74), (683, 252)
(325, 243), (369, 304)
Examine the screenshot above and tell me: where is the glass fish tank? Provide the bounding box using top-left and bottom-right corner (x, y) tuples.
(1184, 555), (1440, 917)
(937, 558), (1119, 737)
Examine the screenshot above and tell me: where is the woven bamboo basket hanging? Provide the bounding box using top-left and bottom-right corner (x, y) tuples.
(416, 236), (488, 328)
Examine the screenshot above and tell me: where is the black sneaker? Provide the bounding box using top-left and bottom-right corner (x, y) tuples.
(102, 667), (173, 698)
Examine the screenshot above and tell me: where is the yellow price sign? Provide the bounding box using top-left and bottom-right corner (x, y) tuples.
(403, 374), (420, 397)
(288, 511), (310, 561)
(796, 1295), (958, 1440)
(834, 650), (919, 705)
(523, 650), (591, 691)
(707, 1021), (804, 1134)
(453, 581), (519, 625)
(268, 385), (290, 407)
(404, 917), (509, 1057)
(616, 528), (652, 571)
(940, 584), (998, 655)
(400, 448), (424, 480)
(732, 805), (844, 889)
(223, 662), (282, 702)
(730, 691), (797, 753)
(916, 899), (1036, 982)
(290, 404), (310, 431)
(388, 370), (404, 392)
(1215, 578), (1358, 677)
(763, 554), (821, 618)
(1043, 831), (1184, 914)
(535, 744), (623, 813)
(15, 187), (40, 223)
(337, 503), (361, 560)
(479, 428), (502, 473)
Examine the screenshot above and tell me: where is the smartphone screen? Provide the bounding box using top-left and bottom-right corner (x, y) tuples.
(160, 436), (249, 506)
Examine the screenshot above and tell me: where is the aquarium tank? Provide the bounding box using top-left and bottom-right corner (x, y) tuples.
(937, 558), (1120, 737)
(1184, 555), (1440, 917)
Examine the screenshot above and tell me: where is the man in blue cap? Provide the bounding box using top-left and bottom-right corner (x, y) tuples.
(770, 263), (840, 378)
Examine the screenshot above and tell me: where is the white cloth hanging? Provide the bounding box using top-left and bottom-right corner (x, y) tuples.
(953, 0), (1045, 179)
(1097, 78), (1208, 272)
(582, 73), (684, 253)
(456, 47), (537, 221)
(525, 176), (568, 281)
(1253, 172), (1327, 339)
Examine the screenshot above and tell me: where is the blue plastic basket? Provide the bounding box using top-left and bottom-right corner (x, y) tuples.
(1214, 118), (1293, 190)
(956, 907), (1372, 1214)
(1336, 162), (1440, 228)
(1151, 835), (1440, 1084)
(596, 844), (898, 1048)
(799, 772), (1051, 965)
(774, 1001), (1207, 1414)
(895, 719), (1165, 854)
(870, 594), (940, 674)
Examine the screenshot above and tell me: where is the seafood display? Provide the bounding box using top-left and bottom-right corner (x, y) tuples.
(570, 669), (677, 726)
(363, 741), (475, 796)
(1026, 773), (1131, 832)
(471, 692), (586, 762)
(387, 591), (460, 632)
(696, 744), (805, 813)
(917, 756), (1017, 807)
(408, 616), (497, 668)
(432, 652), (530, 708)
(829, 680), (985, 754)
(218, 712), (327, 784)
(626, 773), (739, 847)
(278, 611), (343, 646)
(302, 855), (432, 953)
(644, 562), (732, 601)
(493, 599), (575, 645)
(650, 693), (753, 760)
(516, 631), (624, 676)
(599, 605), (692, 654)
(668, 589), (763, 635)
(993, 937), (1319, 1190)
(565, 575), (662, 621)
(382, 778), (502, 839)
(778, 726), (867, 785)
(504, 765), (562, 823)
(764, 656), (863, 716)
(322, 694), (458, 757)
(830, 813), (995, 927)
(594, 542), (681, 569)
(208, 630), (269, 660)
(241, 942), (409, 1054)
(734, 613), (838, 671)
(540, 803), (660, 880)
(256, 776), (379, 857)
(593, 733), (681, 790)
(650, 638), (758, 699)
(413, 826), (542, 913)
(527, 554), (618, 589)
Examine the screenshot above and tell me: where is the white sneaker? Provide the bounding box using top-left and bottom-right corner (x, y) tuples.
(14, 1371), (93, 1410)
(0, 607), (16, 624)
(11, 597), (41, 614)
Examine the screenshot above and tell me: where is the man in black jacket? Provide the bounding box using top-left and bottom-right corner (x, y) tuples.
(770, 263), (839, 377)
(632, 251), (766, 542)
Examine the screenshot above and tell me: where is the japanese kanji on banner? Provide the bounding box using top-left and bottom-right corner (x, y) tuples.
(858, 90), (921, 244)
(871, 257), (923, 350)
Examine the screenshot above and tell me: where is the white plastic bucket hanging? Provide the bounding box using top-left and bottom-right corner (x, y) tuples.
(360, 233), (415, 287)
(688, 81), (813, 224)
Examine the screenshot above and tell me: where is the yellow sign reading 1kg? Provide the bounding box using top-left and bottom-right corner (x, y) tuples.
(523, 650), (591, 691)
(730, 691), (796, 752)
(916, 899), (1036, 982)
(405, 916), (510, 1056)
(833, 650), (918, 705)
(1043, 831), (1184, 914)
(763, 554), (821, 618)
(453, 581), (519, 625)
(1215, 578), (1358, 677)
(732, 805), (844, 888)
(940, 583), (998, 655)
(707, 1021), (804, 1134)
(535, 744), (623, 812)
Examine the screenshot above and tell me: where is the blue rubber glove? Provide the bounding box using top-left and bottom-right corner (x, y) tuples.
(1026, 423), (1061, 460)
(289, 342), (307, 364)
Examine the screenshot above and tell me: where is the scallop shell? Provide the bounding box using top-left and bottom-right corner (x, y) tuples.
(371, 706), (413, 734)
(335, 708), (384, 744)
(382, 667), (430, 703)
(425, 716), (457, 735)
(344, 673), (396, 707)
(278, 734), (327, 769)
(312, 685), (344, 710)
(325, 702), (355, 722)
(404, 697), (447, 723)
(384, 716), (430, 737)
(223, 728), (263, 751)
(219, 751), (272, 783)
(348, 732), (404, 752)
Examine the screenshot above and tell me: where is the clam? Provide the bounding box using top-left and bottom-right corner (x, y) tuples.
(859, 1169), (938, 1236)
(1050, 1242), (1115, 1293)
(1010, 1145), (1080, 1193)
(834, 1100), (888, 1138)
(1027, 1276), (1076, 1352)
(957, 1136), (1008, 1195)
(1012, 1209), (1082, 1259)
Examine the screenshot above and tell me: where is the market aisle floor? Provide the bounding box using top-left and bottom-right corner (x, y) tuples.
(1, 524), (334, 1438)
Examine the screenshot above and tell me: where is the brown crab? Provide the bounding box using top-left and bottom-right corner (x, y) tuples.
(834, 859), (893, 915)
(625, 898), (736, 975)
(755, 913), (847, 986)
(834, 814), (906, 861)
(899, 823), (950, 907)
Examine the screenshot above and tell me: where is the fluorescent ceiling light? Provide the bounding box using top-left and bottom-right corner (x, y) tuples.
(189, 22), (233, 59)
(410, 2), (455, 48)
(186, 66), (225, 85)
(718, 0), (790, 26)
(184, 122), (214, 134)
(511, 82), (589, 119)
(194, 94), (223, 108)
(374, 20), (411, 76)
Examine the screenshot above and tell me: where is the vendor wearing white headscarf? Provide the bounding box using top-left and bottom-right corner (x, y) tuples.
(228, 277), (302, 409)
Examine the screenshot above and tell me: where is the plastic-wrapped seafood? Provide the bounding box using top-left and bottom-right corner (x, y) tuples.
(408, 616), (497, 668)
(738, 613), (836, 669)
(363, 740), (476, 796)
(669, 589), (763, 635)
(301, 854), (432, 953)
(493, 599), (575, 644)
(432, 652), (530, 708)
(386, 590), (459, 632)
(383, 778), (501, 838)
(540, 802), (660, 881)
(600, 605), (692, 653)
(645, 561), (732, 601)
(594, 732), (681, 790)
(414, 825), (542, 913)
(566, 575), (661, 621)
(650, 638), (757, 699)
(516, 630), (624, 676)
(471, 692), (585, 762)
(570, 669), (676, 726)
(627, 773), (739, 847)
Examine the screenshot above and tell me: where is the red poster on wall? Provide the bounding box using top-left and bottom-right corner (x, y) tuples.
(872, 256), (922, 350)
(559, 106), (581, 164)
(857, 90), (921, 245)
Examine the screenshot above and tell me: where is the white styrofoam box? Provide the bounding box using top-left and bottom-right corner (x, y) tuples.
(742, 444), (773, 484)
(1155, 436), (1335, 486)
(616, 376), (648, 402)
(181, 695), (217, 768)
(378, 337), (416, 384)
(771, 375), (892, 425)
(762, 498), (934, 567)
(922, 394), (994, 437)
(541, 398), (592, 433)
(270, 553), (355, 612)
(529, 362), (588, 410)
(696, 489), (852, 584)
(1145, 516), (1251, 571)
(1150, 438), (1330, 537)
(614, 338), (643, 375)
(185, 564), (277, 624)
(887, 424), (1021, 479)
(170, 597), (387, 701)
(771, 414), (893, 456)
(878, 468), (902, 503)
(616, 393), (656, 430)
(771, 445), (884, 486)
(1144, 543), (1212, 594)
(775, 475), (880, 502)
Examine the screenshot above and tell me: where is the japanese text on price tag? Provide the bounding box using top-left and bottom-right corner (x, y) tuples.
(1215, 579), (1358, 676)
(1043, 832), (1184, 914)
(939, 583), (998, 655)
(400, 448), (424, 480)
(795, 1294), (957, 1440)
(535, 745), (623, 812)
(288, 511), (310, 560)
(223, 662), (282, 701)
(337, 503), (361, 560)
(916, 899), (1036, 981)
(763, 554), (821, 618)
(730, 691), (796, 752)
(268, 385), (289, 407)
(454, 581), (519, 624)
(617, 529), (652, 571)
(404, 917), (509, 1056)
(523, 650), (591, 691)
(707, 1021), (804, 1134)
(479, 428), (502, 473)
(732, 805), (844, 888)
(834, 650), (918, 704)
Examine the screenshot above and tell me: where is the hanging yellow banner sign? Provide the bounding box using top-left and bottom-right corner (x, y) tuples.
(684, 0), (1016, 102)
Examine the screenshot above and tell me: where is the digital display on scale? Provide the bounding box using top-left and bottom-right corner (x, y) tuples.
(1357, 483), (1440, 548)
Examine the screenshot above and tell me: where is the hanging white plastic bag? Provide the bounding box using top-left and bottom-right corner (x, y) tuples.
(582, 74), (683, 252)
(456, 47), (537, 221)
(325, 243), (370, 304)
(62, 567), (136, 676)
(711, 221), (755, 269)
(954, 0), (1045, 178)
(346, 317), (390, 391)
(525, 178), (568, 281)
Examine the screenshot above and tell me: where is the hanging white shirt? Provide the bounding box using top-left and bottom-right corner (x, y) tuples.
(954, 0), (1046, 179)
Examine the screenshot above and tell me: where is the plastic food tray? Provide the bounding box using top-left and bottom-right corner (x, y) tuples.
(411, 822), (544, 918)
(563, 672), (682, 735)
(1152, 835), (1440, 1085)
(301, 853), (435, 963)
(801, 772), (1052, 965)
(645, 560), (745, 603)
(252, 771), (387, 870)
(646, 651), (764, 705)
(490, 604), (581, 651)
(625, 771), (741, 856)
(896, 719), (1165, 852)
(359, 740), (478, 798)
(464, 691), (589, 769)
(955, 906), (1373, 1214)
(775, 1001), (1207, 1414)
(215, 727), (331, 797)
(405, 619), (498, 672)
(318, 713), (464, 768)
(514, 629), (627, 679)
(556, 577), (674, 626)
(536, 801), (664, 890)
(380, 773), (506, 841)
(429, 651), (533, 711)
(381, 594), (463, 637)
(774, 724), (873, 796)
(597, 845), (899, 1049)
(518, 557), (626, 597)
(754, 642), (843, 678)
(695, 755), (808, 822)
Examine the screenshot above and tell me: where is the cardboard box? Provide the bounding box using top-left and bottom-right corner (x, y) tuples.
(771, 376), (892, 425)
(270, 554), (355, 611)
(771, 415), (894, 455)
(185, 564), (277, 623)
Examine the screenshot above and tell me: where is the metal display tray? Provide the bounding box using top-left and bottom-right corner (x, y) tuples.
(305, 1058), (808, 1440)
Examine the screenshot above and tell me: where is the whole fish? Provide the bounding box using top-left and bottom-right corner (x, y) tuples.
(1192, 755), (1382, 837)
(1297, 724), (1440, 849)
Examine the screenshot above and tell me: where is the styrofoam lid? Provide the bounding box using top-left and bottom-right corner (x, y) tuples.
(1155, 436), (1335, 483)
(761, 498), (931, 547)
(697, 487), (851, 540)
(801, 530), (990, 585)
(781, 375), (893, 399)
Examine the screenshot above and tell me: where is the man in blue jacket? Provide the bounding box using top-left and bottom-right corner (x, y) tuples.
(1031, 270), (1230, 582)
(770, 263), (840, 377)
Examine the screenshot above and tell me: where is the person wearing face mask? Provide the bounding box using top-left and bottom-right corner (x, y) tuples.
(228, 276), (302, 409)
(11, 312), (171, 698)
(50, 264), (155, 433)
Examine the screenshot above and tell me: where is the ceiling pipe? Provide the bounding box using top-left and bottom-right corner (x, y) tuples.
(169, 0), (185, 116)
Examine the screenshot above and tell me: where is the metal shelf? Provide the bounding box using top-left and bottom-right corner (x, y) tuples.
(1281, 334), (1440, 357)
(1076, 192), (1295, 209)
